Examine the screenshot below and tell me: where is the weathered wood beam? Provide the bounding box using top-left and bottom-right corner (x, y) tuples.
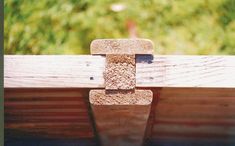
(4, 55), (105, 88)
(4, 55), (235, 88)
(136, 55), (235, 88)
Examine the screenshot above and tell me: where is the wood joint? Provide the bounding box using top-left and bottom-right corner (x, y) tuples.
(105, 54), (135, 90)
(89, 39), (154, 146)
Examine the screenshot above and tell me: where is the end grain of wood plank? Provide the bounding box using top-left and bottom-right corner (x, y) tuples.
(105, 54), (136, 90)
(90, 39), (154, 54)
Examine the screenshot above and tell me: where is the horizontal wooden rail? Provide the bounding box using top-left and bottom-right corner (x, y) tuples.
(4, 55), (235, 88)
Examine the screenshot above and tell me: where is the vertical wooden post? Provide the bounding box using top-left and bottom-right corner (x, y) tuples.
(89, 39), (154, 146)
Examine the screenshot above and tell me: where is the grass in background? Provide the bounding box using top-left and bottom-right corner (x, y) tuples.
(4, 0), (235, 55)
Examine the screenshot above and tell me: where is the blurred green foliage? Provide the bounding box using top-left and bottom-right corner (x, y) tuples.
(4, 0), (235, 55)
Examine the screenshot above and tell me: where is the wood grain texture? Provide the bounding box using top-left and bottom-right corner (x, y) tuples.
(91, 105), (151, 146)
(90, 89), (153, 146)
(136, 55), (235, 88)
(4, 55), (105, 88)
(4, 55), (235, 88)
(4, 87), (235, 145)
(149, 88), (235, 145)
(4, 88), (94, 139)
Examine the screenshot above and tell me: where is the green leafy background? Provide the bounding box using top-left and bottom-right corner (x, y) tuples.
(4, 0), (235, 55)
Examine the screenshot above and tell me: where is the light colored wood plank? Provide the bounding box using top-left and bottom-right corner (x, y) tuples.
(136, 55), (235, 88)
(4, 55), (235, 88)
(4, 55), (105, 88)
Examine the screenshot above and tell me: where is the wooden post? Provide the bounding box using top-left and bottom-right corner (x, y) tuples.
(90, 90), (152, 146)
(89, 39), (154, 146)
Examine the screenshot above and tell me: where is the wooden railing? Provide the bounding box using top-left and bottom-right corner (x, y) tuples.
(4, 55), (235, 146)
(4, 55), (235, 88)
